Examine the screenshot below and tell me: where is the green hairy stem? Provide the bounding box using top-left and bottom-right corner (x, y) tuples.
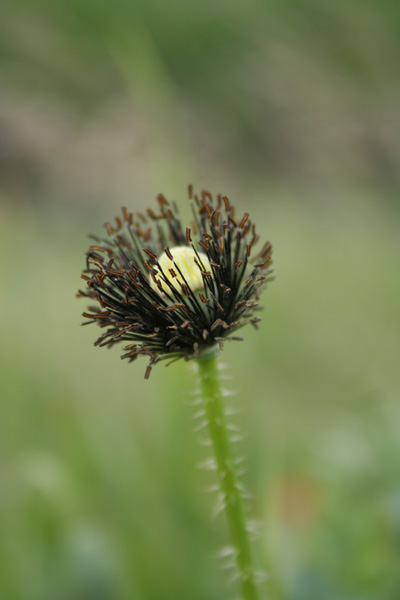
(197, 350), (260, 600)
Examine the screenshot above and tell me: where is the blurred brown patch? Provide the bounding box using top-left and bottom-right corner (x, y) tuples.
(271, 474), (324, 529)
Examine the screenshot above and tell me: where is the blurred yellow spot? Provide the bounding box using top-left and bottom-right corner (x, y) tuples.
(150, 246), (211, 294)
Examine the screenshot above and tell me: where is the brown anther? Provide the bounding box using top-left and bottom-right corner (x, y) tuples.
(165, 247), (174, 260)
(212, 210), (220, 227)
(199, 240), (209, 252)
(211, 319), (222, 331)
(105, 222), (113, 236)
(199, 293), (209, 304)
(235, 300), (247, 309)
(201, 190), (213, 204)
(143, 248), (157, 260)
(220, 284), (231, 294)
(203, 202), (212, 217)
(146, 208), (159, 220)
(157, 193), (169, 207)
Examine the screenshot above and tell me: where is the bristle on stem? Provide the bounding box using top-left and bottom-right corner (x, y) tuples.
(196, 352), (261, 600)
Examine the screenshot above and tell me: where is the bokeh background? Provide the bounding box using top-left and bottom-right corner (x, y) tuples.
(1, 1), (400, 599)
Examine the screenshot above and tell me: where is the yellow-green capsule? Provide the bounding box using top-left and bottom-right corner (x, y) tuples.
(150, 246), (211, 294)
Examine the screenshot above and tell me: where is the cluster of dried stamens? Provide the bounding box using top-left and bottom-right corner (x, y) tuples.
(77, 186), (273, 378)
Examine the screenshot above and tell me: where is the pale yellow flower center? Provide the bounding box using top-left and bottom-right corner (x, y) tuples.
(150, 246), (211, 294)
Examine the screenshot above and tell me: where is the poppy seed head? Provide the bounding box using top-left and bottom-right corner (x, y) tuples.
(77, 186), (273, 378)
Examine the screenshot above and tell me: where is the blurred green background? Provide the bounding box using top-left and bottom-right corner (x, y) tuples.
(1, 1), (399, 599)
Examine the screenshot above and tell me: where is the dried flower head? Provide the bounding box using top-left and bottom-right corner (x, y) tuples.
(77, 186), (273, 378)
